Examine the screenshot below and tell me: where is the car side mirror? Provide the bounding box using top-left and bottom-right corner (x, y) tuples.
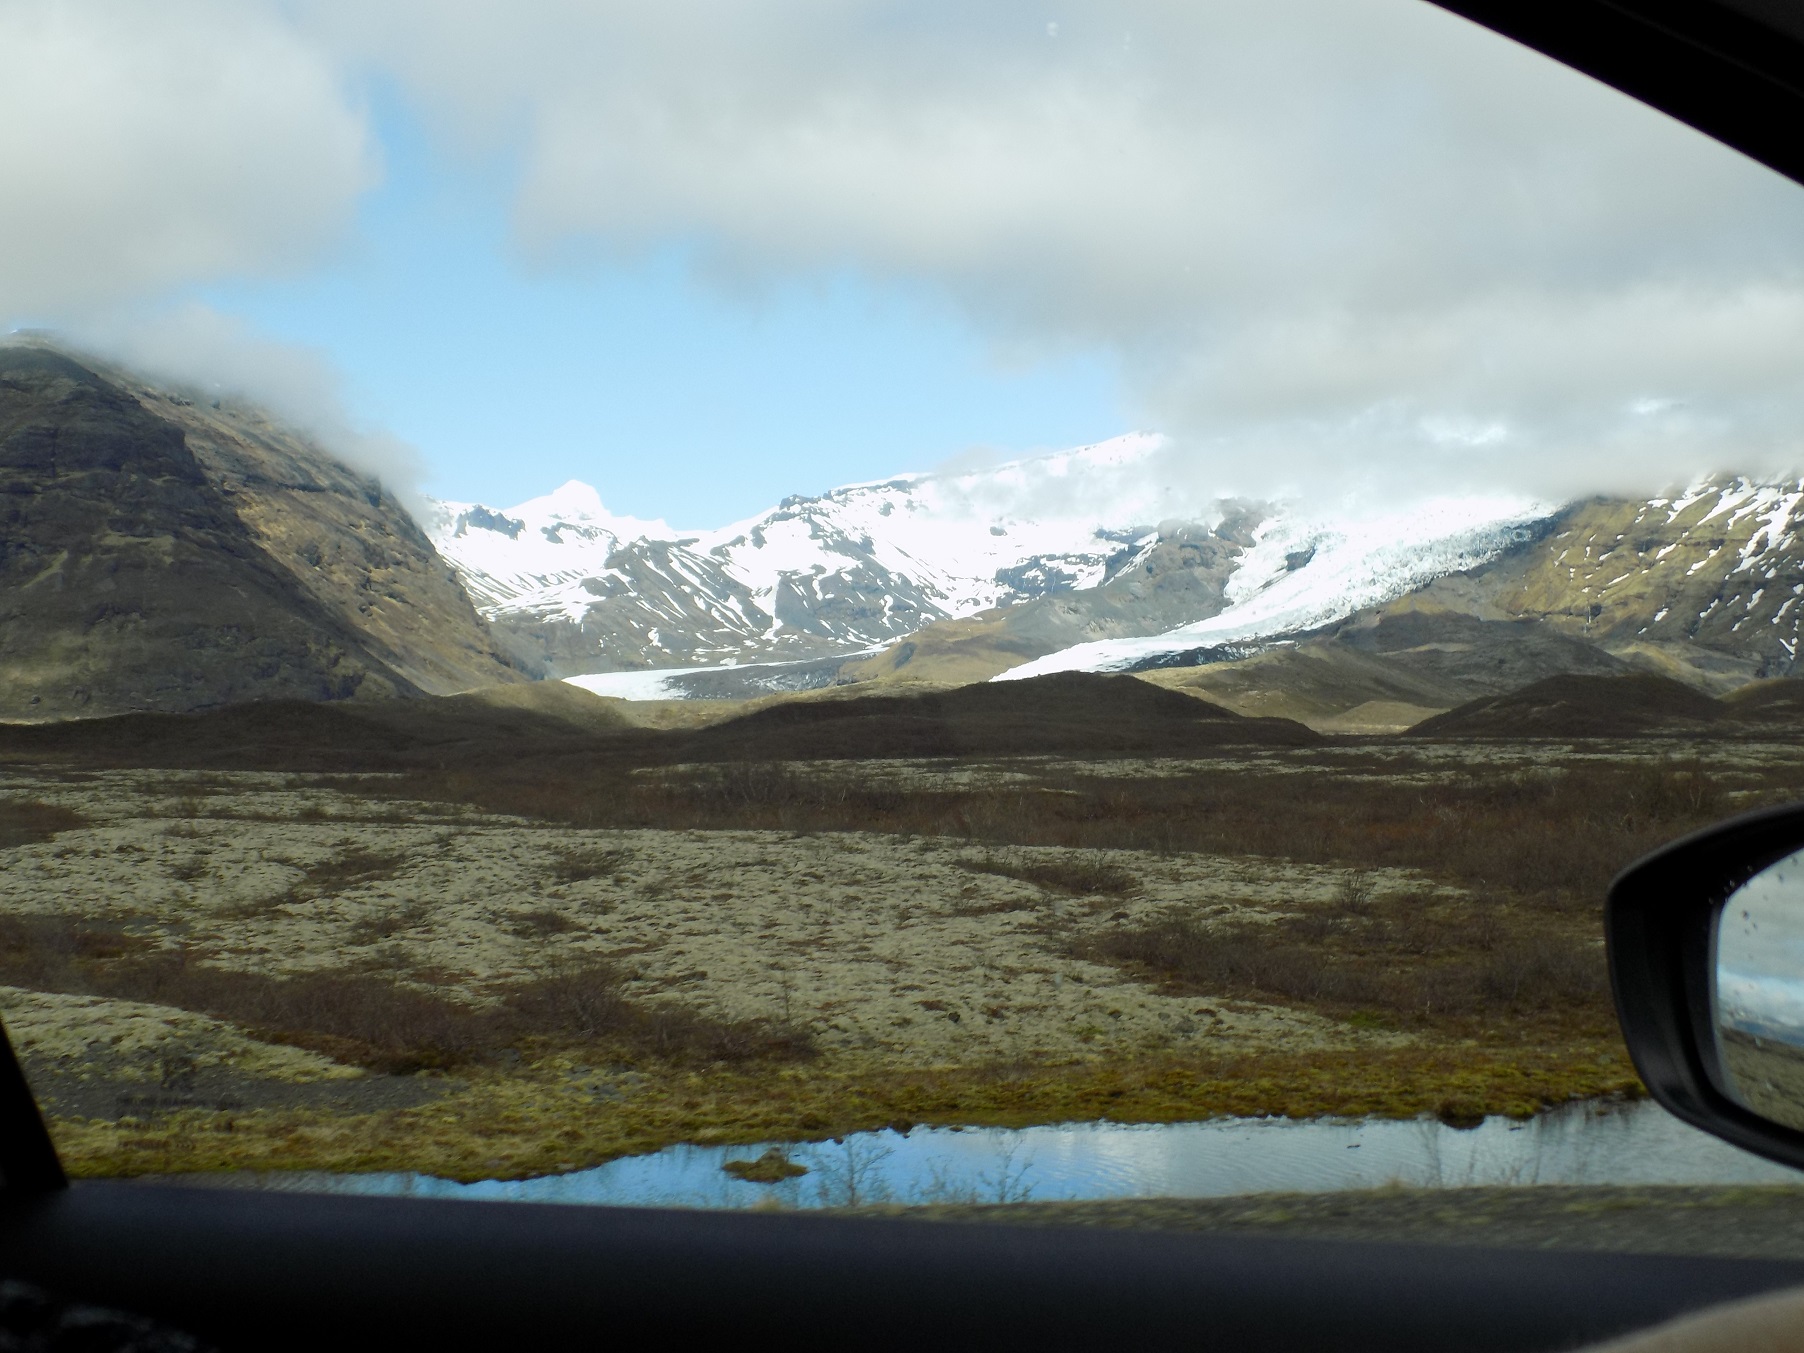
(1610, 802), (1804, 1170)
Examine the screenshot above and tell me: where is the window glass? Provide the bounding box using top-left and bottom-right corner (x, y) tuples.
(4, 0), (1804, 1244)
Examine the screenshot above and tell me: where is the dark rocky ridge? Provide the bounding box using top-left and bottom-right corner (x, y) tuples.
(0, 344), (520, 720)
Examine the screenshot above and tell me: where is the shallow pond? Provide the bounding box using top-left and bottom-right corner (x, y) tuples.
(234, 1098), (1804, 1210)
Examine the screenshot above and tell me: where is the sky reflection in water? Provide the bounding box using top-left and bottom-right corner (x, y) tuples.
(253, 1099), (1799, 1211)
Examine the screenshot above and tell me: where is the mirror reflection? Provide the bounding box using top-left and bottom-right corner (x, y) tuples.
(1716, 850), (1804, 1131)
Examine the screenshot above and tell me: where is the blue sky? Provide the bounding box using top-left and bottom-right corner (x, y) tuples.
(198, 100), (1127, 525)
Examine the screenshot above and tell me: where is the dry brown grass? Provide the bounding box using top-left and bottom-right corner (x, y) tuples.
(0, 798), (85, 849)
(5, 719), (1785, 1169)
(1077, 902), (1605, 1030)
(0, 915), (816, 1074)
(286, 748), (1664, 1067)
(375, 752), (1751, 915)
(958, 849), (1138, 896)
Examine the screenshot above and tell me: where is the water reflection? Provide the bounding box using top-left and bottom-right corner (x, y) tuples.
(231, 1099), (1800, 1211)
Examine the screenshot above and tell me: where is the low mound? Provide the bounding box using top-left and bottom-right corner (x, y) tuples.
(0, 700), (401, 769)
(0, 684), (641, 772)
(0, 672), (1316, 772)
(1314, 700), (1448, 735)
(417, 681), (637, 735)
(678, 671), (1320, 760)
(1724, 679), (1804, 724)
(1408, 674), (1724, 739)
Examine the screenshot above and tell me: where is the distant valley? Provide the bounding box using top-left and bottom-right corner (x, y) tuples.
(4, 340), (1804, 1182)
(432, 442), (1804, 731)
(7, 336), (1804, 735)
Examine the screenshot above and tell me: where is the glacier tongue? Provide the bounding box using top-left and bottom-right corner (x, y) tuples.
(997, 494), (1555, 679)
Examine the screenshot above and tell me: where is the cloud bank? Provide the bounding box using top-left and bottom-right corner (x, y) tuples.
(66, 306), (426, 508)
(10, 0), (1804, 507)
(0, 0), (374, 319)
(302, 0), (1804, 502)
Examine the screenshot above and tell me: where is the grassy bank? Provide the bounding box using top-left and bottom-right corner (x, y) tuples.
(52, 1039), (1640, 1182)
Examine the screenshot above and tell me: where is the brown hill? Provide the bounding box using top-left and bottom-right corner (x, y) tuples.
(1407, 674), (1726, 739)
(0, 672), (1315, 772)
(1724, 680), (1804, 723)
(1131, 609), (1636, 732)
(677, 671), (1320, 760)
(0, 680), (633, 772)
(0, 343), (520, 719)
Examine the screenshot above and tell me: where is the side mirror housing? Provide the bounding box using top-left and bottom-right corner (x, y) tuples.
(1610, 802), (1804, 1169)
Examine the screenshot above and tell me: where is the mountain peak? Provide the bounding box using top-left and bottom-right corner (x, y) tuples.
(518, 479), (609, 521)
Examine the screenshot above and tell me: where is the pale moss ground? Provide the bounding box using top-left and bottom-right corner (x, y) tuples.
(0, 769), (1409, 1064)
(1, 987), (359, 1085)
(0, 766), (1639, 1181)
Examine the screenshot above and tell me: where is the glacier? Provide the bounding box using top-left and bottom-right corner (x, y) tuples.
(997, 494), (1555, 679)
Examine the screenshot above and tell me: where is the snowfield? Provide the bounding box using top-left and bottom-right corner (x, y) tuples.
(426, 481), (681, 622)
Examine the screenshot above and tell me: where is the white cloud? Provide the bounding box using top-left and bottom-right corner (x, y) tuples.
(0, 0), (375, 320)
(62, 305), (425, 506)
(300, 0), (1804, 501)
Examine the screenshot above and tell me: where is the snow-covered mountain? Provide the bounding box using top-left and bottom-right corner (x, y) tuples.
(428, 433), (1266, 676)
(428, 432), (1804, 699)
(1002, 477), (1804, 680)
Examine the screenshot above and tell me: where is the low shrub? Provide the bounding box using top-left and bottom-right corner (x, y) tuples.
(959, 850), (1138, 896)
(506, 964), (817, 1064)
(505, 908), (582, 939)
(1079, 901), (1607, 1026)
(548, 847), (629, 885)
(0, 919), (815, 1072)
(0, 800), (85, 849)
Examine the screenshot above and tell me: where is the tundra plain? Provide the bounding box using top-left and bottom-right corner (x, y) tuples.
(0, 674), (1799, 1181)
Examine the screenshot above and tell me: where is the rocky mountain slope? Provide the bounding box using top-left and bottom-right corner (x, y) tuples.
(1010, 480), (1804, 681)
(19, 333), (1798, 732)
(0, 342), (520, 720)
